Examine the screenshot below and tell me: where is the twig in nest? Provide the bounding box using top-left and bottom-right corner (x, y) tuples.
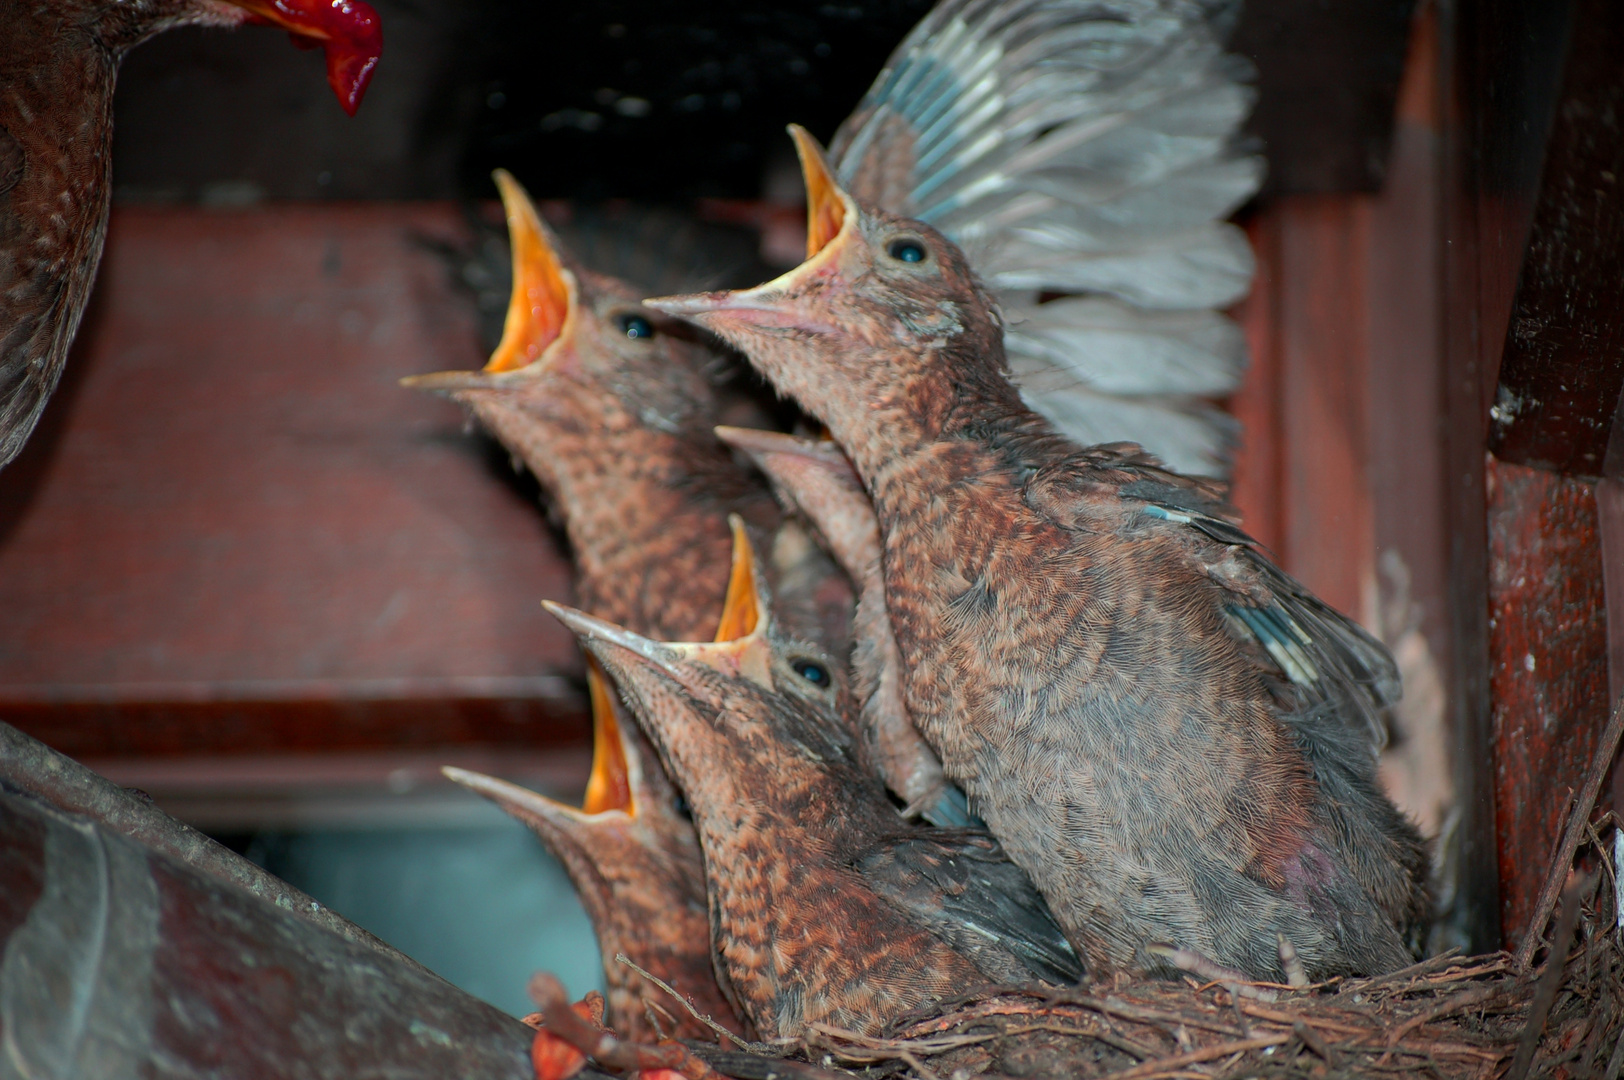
(1291, 1020), (1338, 1067)
(1105, 1033), (1291, 1080)
(998, 1021), (1157, 1061)
(1507, 875), (1591, 1080)
(1373, 984), (1504, 1066)
(683, 1047), (860, 1080)
(802, 1020), (996, 1059)
(615, 952), (755, 1052)
(530, 971), (723, 1080)
(1515, 692), (1624, 971)
(1360, 947), (1467, 988)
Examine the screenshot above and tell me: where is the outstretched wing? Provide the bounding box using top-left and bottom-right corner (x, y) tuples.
(859, 829), (1084, 986)
(830, 0), (1261, 478)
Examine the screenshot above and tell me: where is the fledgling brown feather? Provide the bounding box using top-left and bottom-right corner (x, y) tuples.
(648, 131), (1427, 982)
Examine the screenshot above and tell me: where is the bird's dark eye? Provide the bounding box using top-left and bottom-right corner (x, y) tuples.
(887, 238), (927, 263)
(617, 314), (654, 340)
(792, 660), (830, 688)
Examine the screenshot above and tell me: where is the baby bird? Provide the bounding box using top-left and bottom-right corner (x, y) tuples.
(406, 171), (845, 647)
(716, 426), (969, 829)
(647, 130), (1428, 983)
(443, 661), (744, 1042)
(543, 526), (1080, 1039)
(407, 175), (850, 1037)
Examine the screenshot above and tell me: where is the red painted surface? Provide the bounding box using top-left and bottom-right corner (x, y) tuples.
(1485, 455), (1610, 949)
(1229, 215), (1283, 557)
(0, 204), (588, 757)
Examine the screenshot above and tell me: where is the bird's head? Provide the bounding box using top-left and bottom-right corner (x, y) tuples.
(441, 657), (697, 904)
(404, 171), (723, 443)
(543, 518), (856, 818)
(646, 127), (1011, 454)
(101, 0), (380, 114)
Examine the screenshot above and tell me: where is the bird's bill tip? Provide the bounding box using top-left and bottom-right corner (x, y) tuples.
(714, 425), (847, 468)
(398, 369), (496, 394)
(787, 124), (850, 260)
(440, 765), (593, 827)
(485, 171), (574, 375)
(542, 602), (668, 665)
(641, 293), (732, 318)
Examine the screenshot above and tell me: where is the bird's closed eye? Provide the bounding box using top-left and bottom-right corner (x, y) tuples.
(617, 313), (655, 340)
(886, 238), (928, 264)
(792, 659), (831, 688)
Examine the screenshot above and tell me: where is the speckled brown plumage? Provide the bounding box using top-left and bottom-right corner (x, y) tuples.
(406, 174), (847, 647)
(716, 426), (968, 828)
(444, 668), (741, 1043)
(545, 588), (1082, 1041)
(648, 132), (1429, 983)
(0, 1), (218, 466)
(406, 177), (851, 1039)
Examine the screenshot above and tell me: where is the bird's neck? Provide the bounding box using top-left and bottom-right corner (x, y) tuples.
(836, 375), (1043, 529)
(468, 395), (776, 640)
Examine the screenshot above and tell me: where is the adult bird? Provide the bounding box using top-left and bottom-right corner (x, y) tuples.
(444, 662), (746, 1042)
(0, 0), (381, 468)
(543, 526), (1081, 1040)
(647, 126), (1429, 981)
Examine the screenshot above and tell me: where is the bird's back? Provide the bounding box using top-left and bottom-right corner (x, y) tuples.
(868, 417), (1417, 979)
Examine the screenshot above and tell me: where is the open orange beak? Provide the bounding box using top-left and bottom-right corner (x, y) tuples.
(791, 125), (849, 260)
(401, 170), (575, 393)
(665, 517), (775, 690)
(230, 0), (382, 115)
(443, 657), (635, 826)
(484, 170), (575, 374)
(542, 518), (778, 699)
(643, 126), (855, 327)
(580, 660), (634, 816)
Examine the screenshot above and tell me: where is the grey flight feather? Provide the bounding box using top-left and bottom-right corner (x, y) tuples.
(831, 0), (1263, 478)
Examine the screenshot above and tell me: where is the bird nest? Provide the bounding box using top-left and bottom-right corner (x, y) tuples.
(536, 714), (1624, 1080)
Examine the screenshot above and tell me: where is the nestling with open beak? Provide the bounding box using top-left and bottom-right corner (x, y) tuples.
(444, 661), (744, 1042)
(715, 426), (970, 829)
(543, 525), (1081, 1040)
(405, 171), (848, 649)
(409, 176), (856, 1039)
(0, 0), (380, 469)
(647, 128), (1429, 983)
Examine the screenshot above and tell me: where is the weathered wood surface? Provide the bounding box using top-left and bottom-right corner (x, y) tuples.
(1487, 0), (1624, 478)
(0, 204), (589, 757)
(1485, 456), (1609, 950)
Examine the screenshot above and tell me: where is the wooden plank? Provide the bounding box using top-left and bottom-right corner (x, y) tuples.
(1484, 456), (1610, 950)
(1487, 0), (1624, 478)
(1228, 214), (1283, 556)
(0, 205), (589, 756)
(1274, 196), (1376, 622)
(1230, 0), (1418, 194)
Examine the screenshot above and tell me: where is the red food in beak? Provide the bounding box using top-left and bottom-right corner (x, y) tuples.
(236, 0), (383, 115)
